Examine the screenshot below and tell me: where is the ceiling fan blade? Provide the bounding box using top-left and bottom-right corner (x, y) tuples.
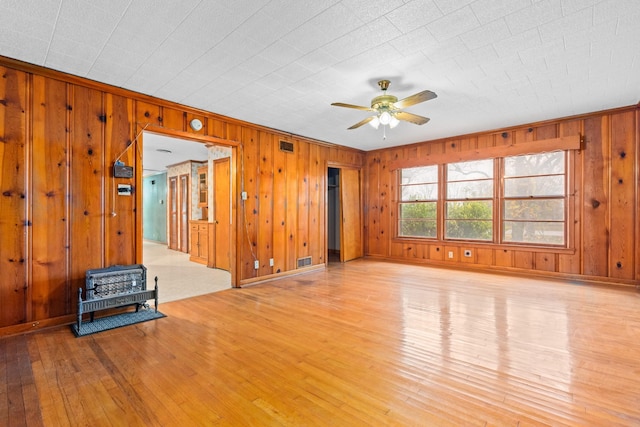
(395, 111), (430, 125)
(348, 116), (375, 129)
(331, 102), (376, 112)
(393, 90), (437, 109)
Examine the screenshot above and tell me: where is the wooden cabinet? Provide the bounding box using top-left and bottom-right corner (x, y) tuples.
(189, 221), (209, 265)
(197, 166), (207, 206)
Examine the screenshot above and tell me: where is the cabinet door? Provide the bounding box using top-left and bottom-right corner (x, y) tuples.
(198, 166), (208, 206)
(198, 225), (209, 260)
(189, 223), (200, 256)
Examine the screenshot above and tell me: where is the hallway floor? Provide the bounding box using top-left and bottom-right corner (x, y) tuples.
(143, 240), (231, 304)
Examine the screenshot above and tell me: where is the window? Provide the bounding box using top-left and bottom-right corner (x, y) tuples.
(503, 151), (566, 245)
(445, 159), (493, 241)
(398, 165), (438, 238)
(397, 151), (568, 247)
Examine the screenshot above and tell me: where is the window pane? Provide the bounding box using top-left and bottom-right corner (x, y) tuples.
(504, 175), (564, 197)
(447, 159), (493, 181)
(445, 201), (493, 240)
(504, 199), (565, 221)
(400, 202), (437, 237)
(503, 221), (564, 244)
(447, 180), (493, 199)
(399, 219), (437, 238)
(446, 201), (493, 219)
(401, 183), (438, 201)
(401, 165), (438, 184)
(400, 202), (437, 219)
(445, 220), (493, 240)
(505, 152), (564, 177)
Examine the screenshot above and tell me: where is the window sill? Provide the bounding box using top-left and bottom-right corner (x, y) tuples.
(393, 237), (576, 255)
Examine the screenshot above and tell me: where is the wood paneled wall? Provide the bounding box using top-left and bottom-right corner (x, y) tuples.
(0, 59), (364, 333)
(364, 106), (640, 285)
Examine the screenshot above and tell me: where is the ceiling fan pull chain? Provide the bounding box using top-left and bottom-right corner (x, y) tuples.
(383, 125), (387, 140)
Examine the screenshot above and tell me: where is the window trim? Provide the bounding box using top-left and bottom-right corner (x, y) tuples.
(444, 158), (495, 242)
(393, 139), (577, 251)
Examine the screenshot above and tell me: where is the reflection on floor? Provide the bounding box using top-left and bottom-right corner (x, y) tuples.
(143, 240), (231, 303)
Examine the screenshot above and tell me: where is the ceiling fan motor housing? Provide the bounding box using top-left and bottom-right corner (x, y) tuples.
(371, 94), (398, 111)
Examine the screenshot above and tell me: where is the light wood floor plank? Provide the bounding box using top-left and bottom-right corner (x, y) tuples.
(2, 259), (640, 425)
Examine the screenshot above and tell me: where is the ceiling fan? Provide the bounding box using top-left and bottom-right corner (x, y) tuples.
(331, 80), (437, 133)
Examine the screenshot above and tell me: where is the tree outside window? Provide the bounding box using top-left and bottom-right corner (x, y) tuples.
(445, 159), (493, 241)
(399, 165), (438, 238)
(503, 151), (566, 245)
(397, 151), (567, 247)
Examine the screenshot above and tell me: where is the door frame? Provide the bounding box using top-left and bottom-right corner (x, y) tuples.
(178, 173), (190, 253)
(168, 176), (178, 250)
(139, 125), (239, 287)
(326, 162), (364, 264)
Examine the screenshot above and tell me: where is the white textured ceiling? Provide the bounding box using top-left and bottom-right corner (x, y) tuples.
(1, 0), (639, 151)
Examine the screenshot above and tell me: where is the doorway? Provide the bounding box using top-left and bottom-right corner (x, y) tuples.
(141, 131), (236, 296)
(327, 166), (363, 263)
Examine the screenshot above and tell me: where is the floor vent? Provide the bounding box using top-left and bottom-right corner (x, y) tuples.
(297, 256), (312, 268)
(279, 140), (294, 153)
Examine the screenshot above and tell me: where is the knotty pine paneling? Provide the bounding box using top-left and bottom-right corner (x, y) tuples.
(135, 101), (162, 127)
(558, 120), (582, 274)
(609, 110), (635, 280)
(240, 127), (259, 280)
(582, 115), (610, 277)
(257, 131), (274, 275)
(0, 67), (28, 327)
(429, 245), (444, 261)
(160, 107), (184, 131)
(206, 117), (226, 139)
(30, 76), (69, 320)
(69, 86), (105, 294)
(272, 138), (287, 274)
(364, 153), (381, 256)
(296, 140), (310, 261)
(308, 143), (323, 265)
(378, 150), (392, 257)
(364, 106), (639, 286)
(0, 57), (365, 333)
(104, 93), (135, 266)
(284, 139), (299, 272)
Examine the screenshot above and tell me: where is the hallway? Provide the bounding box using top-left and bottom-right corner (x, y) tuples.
(143, 240), (231, 303)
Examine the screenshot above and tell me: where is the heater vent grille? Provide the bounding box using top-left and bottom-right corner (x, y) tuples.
(279, 140), (294, 153)
(297, 256), (312, 268)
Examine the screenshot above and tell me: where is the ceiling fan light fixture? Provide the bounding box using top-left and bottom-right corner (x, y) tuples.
(369, 116), (380, 129)
(379, 111), (391, 126)
(389, 115), (399, 128)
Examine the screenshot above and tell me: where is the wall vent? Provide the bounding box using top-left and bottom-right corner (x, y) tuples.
(279, 140), (294, 153)
(297, 256), (312, 268)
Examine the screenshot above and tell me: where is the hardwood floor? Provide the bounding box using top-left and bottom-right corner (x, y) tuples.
(2, 259), (640, 426)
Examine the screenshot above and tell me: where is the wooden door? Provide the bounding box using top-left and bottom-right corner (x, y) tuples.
(339, 168), (363, 262)
(179, 174), (189, 253)
(168, 176), (178, 250)
(214, 158), (231, 270)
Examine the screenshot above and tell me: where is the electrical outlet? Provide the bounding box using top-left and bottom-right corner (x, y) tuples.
(448, 251), (454, 259)
(269, 258), (274, 267)
(254, 260), (259, 269)
(464, 250), (472, 257)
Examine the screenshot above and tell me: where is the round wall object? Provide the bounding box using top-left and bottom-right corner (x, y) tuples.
(190, 118), (203, 131)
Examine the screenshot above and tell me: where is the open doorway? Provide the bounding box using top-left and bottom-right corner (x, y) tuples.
(327, 166), (363, 263)
(141, 132), (232, 302)
(327, 168), (341, 262)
